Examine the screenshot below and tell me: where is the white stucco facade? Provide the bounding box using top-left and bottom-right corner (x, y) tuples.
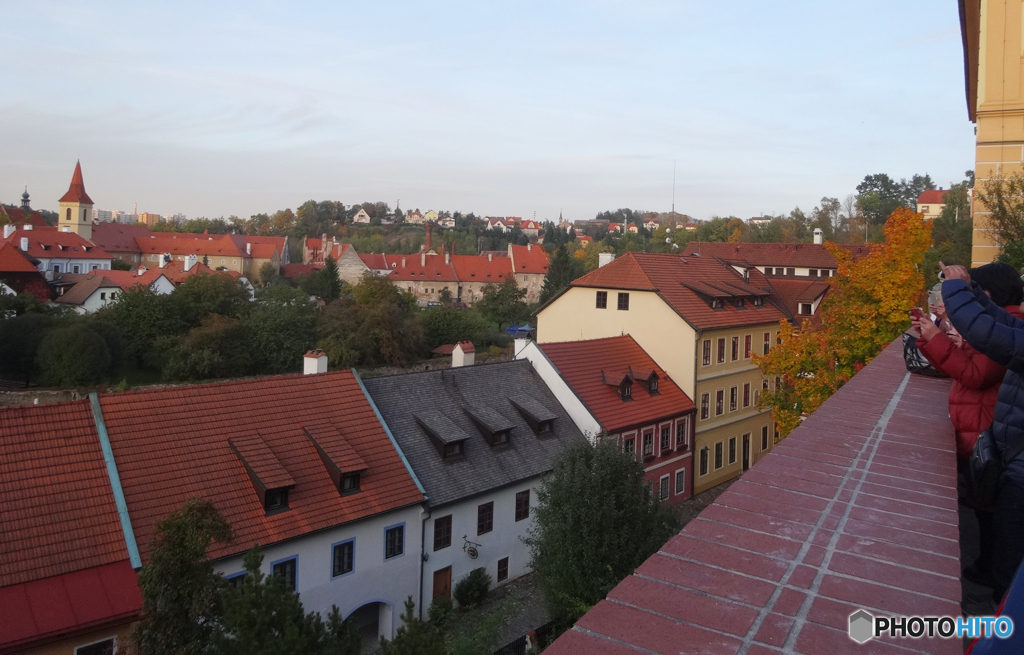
(213, 502), (425, 641)
(39, 256), (110, 279)
(513, 340), (601, 441)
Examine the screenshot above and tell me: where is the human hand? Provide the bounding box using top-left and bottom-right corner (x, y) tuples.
(939, 261), (970, 283)
(918, 318), (941, 341)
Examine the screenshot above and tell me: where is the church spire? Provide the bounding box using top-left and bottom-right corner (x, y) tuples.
(59, 160), (94, 204)
(21, 186), (30, 211)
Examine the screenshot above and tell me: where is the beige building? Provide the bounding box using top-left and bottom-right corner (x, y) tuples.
(537, 253), (786, 493)
(961, 0), (1024, 265)
(58, 161), (94, 241)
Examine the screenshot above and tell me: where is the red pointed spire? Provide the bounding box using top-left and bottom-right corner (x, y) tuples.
(59, 160), (94, 204)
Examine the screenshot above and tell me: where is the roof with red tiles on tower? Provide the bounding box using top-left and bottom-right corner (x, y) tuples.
(2, 227), (113, 260)
(96, 370), (425, 562)
(543, 340), (962, 655)
(539, 335), (695, 432)
(58, 161), (95, 205)
(917, 189), (949, 205)
(565, 252), (788, 330)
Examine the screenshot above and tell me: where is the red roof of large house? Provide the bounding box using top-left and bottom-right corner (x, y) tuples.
(767, 278), (831, 324)
(358, 253), (391, 271)
(388, 253), (459, 283)
(568, 252), (788, 330)
(0, 241), (40, 273)
(136, 233), (245, 257)
(450, 254), (512, 283)
(89, 222), (152, 253)
(1, 205), (50, 228)
(2, 227), (112, 260)
(686, 242), (853, 269)
(58, 161), (94, 205)
(96, 370), (425, 562)
(917, 189), (949, 205)
(282, 263), (317, 278)
(539, 335), (695, 432)
(0, 401), (130, 588)
(509, 244), (550, 274)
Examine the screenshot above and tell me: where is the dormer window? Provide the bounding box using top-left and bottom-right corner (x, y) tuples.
(732, 298), (745, 308)
(229, 435), (295, 516)
(265, 488), (289, 512)
(710, 299), (723, 309)
(301, 426), (367, 497)
(537, 420), (552, 434)
(417, 410), (471, 460)
(649, 377), (659, 393)
(509, 395), (558, 436)
(620, 380), (632, 400)
(752, 297), (763, 307)
(443, 442), (463, 458)
(341, 473), (361, 493)
(492, 430), (509, 445)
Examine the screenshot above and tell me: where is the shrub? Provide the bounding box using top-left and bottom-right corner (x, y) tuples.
(453, 568), (491, 608)
(427, 595), (453, 627)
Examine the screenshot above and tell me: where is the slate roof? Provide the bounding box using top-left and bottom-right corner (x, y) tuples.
(539, 335), (696, 433)
(0, 401), (129, 587)
(96, 370), (425, 562)
(363, 360), (587, 508)
(568, 252), (788, 330)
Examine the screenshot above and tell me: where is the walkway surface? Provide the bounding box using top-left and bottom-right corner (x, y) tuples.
(545, 341), (962, 654)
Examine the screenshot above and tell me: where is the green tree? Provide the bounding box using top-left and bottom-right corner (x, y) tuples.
(36, 322), (122, 386)
(162, 314), (249, 381)
(975, 173), (1024, 246)
(303, 256), (341, 302)
(997, 241), (1024, 271)
(540, 245), (585, 304)
(110, 258), (133, 270)
(525, 440), (680, 627)
(476, 278), (529, 329)
(242, 286), (317, 375)
(101, 287), (177, 368)
(419, 306), (491, 349)
(0, 313), (57, 384)
(258, 261), (281, 287)
(134, 499), (233, 655)
(379, 598), (446, 655)
(170, 273), (251, 328)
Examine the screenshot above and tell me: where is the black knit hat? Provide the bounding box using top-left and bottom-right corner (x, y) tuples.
(970, 262), (1024, 307)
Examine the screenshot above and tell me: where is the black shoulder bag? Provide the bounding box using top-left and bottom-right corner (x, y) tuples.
(901, 331), (947, 378)
(966, 430), (1024, 510)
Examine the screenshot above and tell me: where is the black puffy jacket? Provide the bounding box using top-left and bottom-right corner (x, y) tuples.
(944, 279), (1024, 483)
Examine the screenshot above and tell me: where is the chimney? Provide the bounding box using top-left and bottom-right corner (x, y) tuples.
(19, 236), (29, 251)
(445, 251), (450, 265)
(425, 221), (432, 252)
(137, 266), (148, 275)
(598, 252), (615, 267)
(185, 253), (198, 271)
(488, 253), (493, 262)
(23, 224), (33, 231)
(451, 241), (456, 256)
(3, 224), (15, 239)
(507, 243), (513, 257)
(813, 228), (823, 245)
(159, 253), (170, 268)
(527, 243), (532, 251)
(421, 252), (426, 267)
(452, 342), (475, 367)
(303, 349), (328, 375)
(246, 242), (252, 255)
(401, 257), (406, 268)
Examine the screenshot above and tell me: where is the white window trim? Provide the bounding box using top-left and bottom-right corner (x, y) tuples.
(674, 468), (686, 495)
(658, 474), (670, 501)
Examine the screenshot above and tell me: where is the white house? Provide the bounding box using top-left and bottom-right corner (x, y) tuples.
(353, 208), (372, 224)
(2, 225), (113, 279)
(363, 358), (586, 618)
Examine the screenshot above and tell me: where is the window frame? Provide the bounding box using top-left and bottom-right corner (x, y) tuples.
(731, 336), (739, 361)
(623, 434), (636, 454)
(717, 338), (726, 364)
(715, 389), (724, 416)
(702, 340), (711, 366)
(617, 292), (630, 311)
(762, 425), (769, 451)
(700, 447), (709, 476)
(676, 417), (688, 448)
(74, 637), (117, 655)
(743, 383), (751, 408)
(763, 332), (771, 355)
(642, 430), (654, 457)
(729, 437), (737, 464)
(515, 489), (530, 521)
(433, 515), (452, 551)
(700, 393), (709, 420)
(730, 386), (738, 412)
(596, 290), (607, 309)
(477, 501), (494, 535)
(744, 334), (752, 359)
(675, 468), (686, 496)
(497, 556), (509, 582)
(658, 474), (670, 501)
(270, 555), (298, 593)
(715, 442), (723, 469)
(384, 523), (406, 560)
(660, 425), (671, 453)
(331, 538), (355, 578)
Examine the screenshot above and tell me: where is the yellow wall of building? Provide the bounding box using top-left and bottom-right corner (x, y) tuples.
(972, 0), (1024, 265)
(58, 201), (93, 241)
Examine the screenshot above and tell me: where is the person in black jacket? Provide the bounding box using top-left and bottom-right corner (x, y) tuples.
(941, 262), (1024, 603)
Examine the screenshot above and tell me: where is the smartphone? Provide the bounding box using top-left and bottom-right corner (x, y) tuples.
(909, 307), (925, 320)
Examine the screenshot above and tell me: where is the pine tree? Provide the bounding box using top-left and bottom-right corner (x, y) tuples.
(540, 245), (585, 305)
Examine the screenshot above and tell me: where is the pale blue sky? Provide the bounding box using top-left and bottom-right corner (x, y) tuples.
(0, 1), (974, 222)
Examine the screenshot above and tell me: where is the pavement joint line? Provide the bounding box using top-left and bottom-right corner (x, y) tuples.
(569, 626), (660, 654)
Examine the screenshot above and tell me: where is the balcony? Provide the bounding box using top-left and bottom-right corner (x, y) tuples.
(545, 340), (963, 654)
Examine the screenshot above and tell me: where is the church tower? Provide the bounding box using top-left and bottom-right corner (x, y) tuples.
(58, 160), (94, 240)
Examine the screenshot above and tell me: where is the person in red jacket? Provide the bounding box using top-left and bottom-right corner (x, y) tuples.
(913, 263), (1024, 590)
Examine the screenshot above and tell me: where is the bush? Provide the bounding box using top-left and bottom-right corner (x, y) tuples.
(427, 595), (453, 627)
(453, 568), (491, 608)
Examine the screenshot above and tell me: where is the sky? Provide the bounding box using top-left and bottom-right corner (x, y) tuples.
(0, 1), (976, 222)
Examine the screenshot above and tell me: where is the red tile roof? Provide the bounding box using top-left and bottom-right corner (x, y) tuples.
(53, 273), (127, 305)
(544, 341), (962, 655)
(282, 263), (316, 278)
(1, 206), (50, 228)
(389, 254), (460, 282)
(509, 244), (550, 274)
(686, 242), (846, 269)
(0, 241), (39, 273)
(569, 253), (788, 330)
(766, 278), (831, 323)
(136, 233), (245, 257)
(450, 254), (512, 283)
(358, 253), (390, 271)
(0, 561), (142, 652)
(58, 161), (94, 204)
(917, 189), (949, 205)
(539, 335), (695, 432)
(89, 223), (152, 254)
(97, 370), (425, 562)
(2, 227), (112, 261)
(0, 401), (129, 587)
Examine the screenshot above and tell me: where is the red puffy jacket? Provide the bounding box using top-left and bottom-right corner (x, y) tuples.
(916, 305), (1024, 459)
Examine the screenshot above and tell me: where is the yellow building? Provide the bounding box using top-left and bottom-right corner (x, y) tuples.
(58, 161), (94, 241)
(960, 0), (1024, 265)
(537, 253), (787, 493)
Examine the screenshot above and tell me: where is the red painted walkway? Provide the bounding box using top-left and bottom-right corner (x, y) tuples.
(545, 341), (962, 654)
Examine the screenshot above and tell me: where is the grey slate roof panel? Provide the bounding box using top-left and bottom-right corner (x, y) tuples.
(464, 403), (516, 434)
(363, 360), (586, 507)
(415, 410), (472, 444)
(509, 394), (558, 423)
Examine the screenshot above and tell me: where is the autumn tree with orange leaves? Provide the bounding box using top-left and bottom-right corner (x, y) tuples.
(754, 207), (932, 437)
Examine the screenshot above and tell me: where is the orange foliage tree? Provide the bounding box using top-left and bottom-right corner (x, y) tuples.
(754, 207), (932, 437)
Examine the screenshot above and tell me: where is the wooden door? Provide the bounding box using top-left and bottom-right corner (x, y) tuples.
(432, 566), (452, 600)
(742, 435), (750, 471)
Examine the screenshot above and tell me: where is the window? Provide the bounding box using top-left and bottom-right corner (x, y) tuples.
(752, 297), (763, 306)
(715, 390), (724, 416)
(52, 264), (61, 273)
(227, 572), (246, 591)
(272, 557), (297, 592)
(731, 337), (739, 361)
(702, 340), (711, 366)
(617, 292), (629, 310)
(332, 540), (354, 577)
(434, 515), (452, 551)
(649, 377), (659, 393)
(265, 488), (289, 512)
(763, 379), (769, 392)
(443, 442), (463, 458)
(478, 502), (494, 535)
(515, 490), (530, 521)
(775, 376), (781, 390)
(341, 473), (360, 493)
(744, 335), (752, 358)
(659, 475), (670, 501)
(110, 292), (116, 299)
(620, 381), (632, 400)
(676, 419), (688, 448)
(623, 435), (635, 454)
(660, 426), (670, 452)
(492, 429), (509, 444)
(715, 442), (723, 469)
(675, 469), (686, 495)
(717, 339), (726, 363)
(743, 383), (750, 407)
(497, 557), (509, 582)
(72, 265), (81, 274)
(700, 447), (709, 476)
(642, 431), (654, 457)
(700, 393), (709, 420)
(800, 303), (813, 315)
(762, 426), (769, 451)
(809, 269), (818, 277)
(76, 638), (115, 655)
(729, 437), (736, 464)
(596, 291), (607, 308)
(730, 387), (737, 411)
(763, 332), (771, 355)
(385, 524), (405, 559)
(100, 292), (106, 300)
(786, 267), (795, 276)
(65, 208), (71, 221)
